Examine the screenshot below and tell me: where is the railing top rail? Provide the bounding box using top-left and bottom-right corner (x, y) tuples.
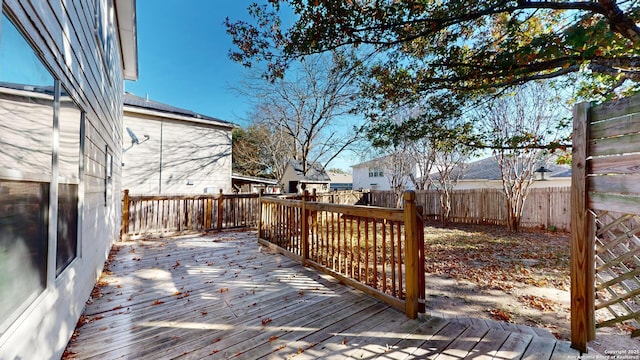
(127, 193), (260, 201)
(260, 196), (405, 222)
(306, 201), (405, 222)
(260, 196), (303, 208)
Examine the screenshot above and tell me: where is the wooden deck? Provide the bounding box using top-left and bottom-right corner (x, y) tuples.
(65, 230), (582, 359)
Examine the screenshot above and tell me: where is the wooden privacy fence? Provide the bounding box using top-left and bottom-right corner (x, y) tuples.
(370, 187), (571, 230)
(258, 190), (426, 318)
(121, 190), (260, 239)
(571, 93), (640, 352)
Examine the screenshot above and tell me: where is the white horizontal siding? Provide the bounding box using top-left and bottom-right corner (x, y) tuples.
(0, 1), (128, 359)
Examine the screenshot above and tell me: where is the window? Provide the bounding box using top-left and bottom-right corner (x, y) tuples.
(0, 12), (83, 332)
(368, 167), (383, 177)
(56, 93), (82, 275)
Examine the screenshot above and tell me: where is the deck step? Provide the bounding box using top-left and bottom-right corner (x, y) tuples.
(423, 310), (557, 339)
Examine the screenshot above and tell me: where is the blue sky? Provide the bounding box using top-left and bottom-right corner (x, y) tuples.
(125, 1), (358, 170)
(125, 1), (257, 126)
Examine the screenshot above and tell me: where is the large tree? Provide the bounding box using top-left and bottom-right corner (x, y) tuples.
(237, 52), (363, 176)
(227, 1), (639, 101)
(479, 81), (569, 232)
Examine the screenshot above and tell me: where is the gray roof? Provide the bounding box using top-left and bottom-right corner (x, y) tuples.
(289, 160), (331, 182)
(458, 156), (571, 180)
(232, 173), (278, 185)
(124, 93), (234, 128)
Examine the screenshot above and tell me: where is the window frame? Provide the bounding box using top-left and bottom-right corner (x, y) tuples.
(0, 10), (85, 334)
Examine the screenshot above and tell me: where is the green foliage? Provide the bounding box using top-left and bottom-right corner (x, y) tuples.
(226, 1), (639, 100)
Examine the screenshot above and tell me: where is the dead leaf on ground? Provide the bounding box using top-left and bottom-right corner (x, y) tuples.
(151, 299), (164, 306)
(488, 309), (512, 322)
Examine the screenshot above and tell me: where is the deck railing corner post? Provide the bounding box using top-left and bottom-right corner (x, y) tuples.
(258, 190), (263, 240)
(403, 191), (419, 319)
(302, 190), (309, 265)
(217, 189), (224, 231)
(121, 189), (130, 240)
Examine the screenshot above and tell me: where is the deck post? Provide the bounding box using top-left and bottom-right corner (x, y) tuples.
(121, 189), (130, 240)
(217, 189), (224, 231)
(302, 190), (309, 265)
(416, 205), (426, 313)
(404, 191), (419, 319)
(204, 197), (212, 230)
(258, 189), (264, 240)
(570, 101), (595, 352)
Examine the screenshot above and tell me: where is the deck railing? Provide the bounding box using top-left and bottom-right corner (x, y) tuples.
(258, 190), (426, 318)
(121, 190), (260, 239)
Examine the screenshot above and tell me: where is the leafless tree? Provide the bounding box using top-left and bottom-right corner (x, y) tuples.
(481, 81), (568, 232)
(238, 51), (363, 176)
(375, 144), (415, 208)
(429, 145), (468, 225)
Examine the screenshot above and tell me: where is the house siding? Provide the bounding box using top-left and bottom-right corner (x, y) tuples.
(122, 112), (233, 194)
(0, 1), (130, 359)
(352, 164), (393, 190)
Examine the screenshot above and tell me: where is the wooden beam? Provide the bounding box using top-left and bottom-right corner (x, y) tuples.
(570, 101), (595, 352)
(121, 189), (130, 240)
(217, 189), (223, 231)
(403, 191), (419, 319)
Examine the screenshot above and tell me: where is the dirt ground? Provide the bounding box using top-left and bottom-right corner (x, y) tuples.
(421, 220), (640, 355)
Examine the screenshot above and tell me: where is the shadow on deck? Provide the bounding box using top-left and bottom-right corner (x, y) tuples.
(64, 230), (581, 359)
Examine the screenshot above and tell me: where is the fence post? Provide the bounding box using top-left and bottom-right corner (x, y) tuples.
(217, 189), (224, 231)
(570, 101), (595, 352)
(121, 189), (130, 240)
(403, 191), (419, 319)
(301, 190), (309, 265)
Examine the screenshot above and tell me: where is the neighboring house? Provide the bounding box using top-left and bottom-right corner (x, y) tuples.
(279, 160), (331, 193)
(0, 2), (137, 359)
(448, 156), (571, 190)
(232, 173), (280, 194)
(351, 156), (416, 191)
(123, 93), (234, 194)
(327, 171), (353, 191)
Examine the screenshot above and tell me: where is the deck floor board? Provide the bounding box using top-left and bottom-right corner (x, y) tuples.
(65, 231), (581, 359)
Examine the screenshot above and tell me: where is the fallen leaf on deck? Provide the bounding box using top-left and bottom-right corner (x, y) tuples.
(152, 300), (164, 306)
(219, 288), (229, 293)
(269, 336), (278, 342)
(342, 338), (348, 345)
(261, 318), (272, 325)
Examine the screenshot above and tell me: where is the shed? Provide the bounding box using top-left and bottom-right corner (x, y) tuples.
(279, 160), (331, 193)
(232, 173), (280, 194)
